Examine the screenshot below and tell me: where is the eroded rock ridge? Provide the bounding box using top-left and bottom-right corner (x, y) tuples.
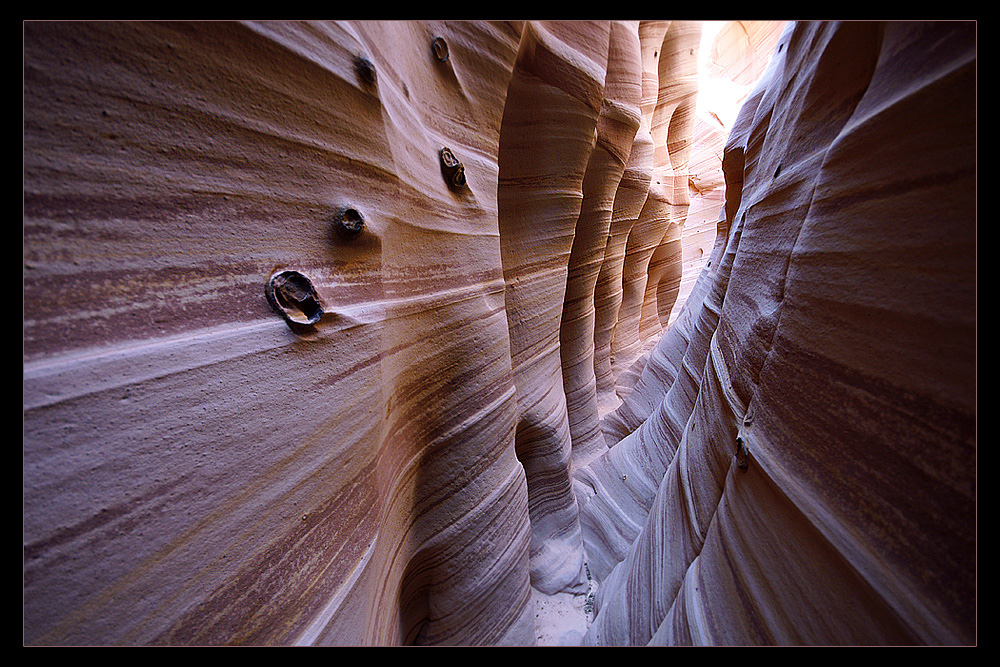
(23, 20), (976, 646)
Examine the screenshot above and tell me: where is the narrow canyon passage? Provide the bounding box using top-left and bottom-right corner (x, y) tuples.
(23, 20), (975, 646)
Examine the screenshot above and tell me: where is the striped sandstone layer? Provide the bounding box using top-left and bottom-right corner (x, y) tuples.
(23, 20), (976, 646)
(23, 19), (697, 646)
(25, 20), (533, 646)
(581, 20), (976, 646)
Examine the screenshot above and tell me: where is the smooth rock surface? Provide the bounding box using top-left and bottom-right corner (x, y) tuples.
(24, 20), (535, 646)
(581, 20), (976, 646)
(23, 20), (976, 646)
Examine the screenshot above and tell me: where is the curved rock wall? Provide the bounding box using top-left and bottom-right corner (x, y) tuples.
(677, 21), (787, 325)
(581, 20), (976, 646)
(23, 20), (976, 646)
(497, 20), (610, 598)
(24, 19), (534, 646)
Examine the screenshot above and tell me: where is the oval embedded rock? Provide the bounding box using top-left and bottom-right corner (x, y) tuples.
(265, 270), (324, 327)
(432, 37), (449, 62)
(354, 55), (377, 86)
(334, 206), (365, 240)
(439, 147), (466, 189)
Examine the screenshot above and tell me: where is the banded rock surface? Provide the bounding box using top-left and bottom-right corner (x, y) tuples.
(581, 20), (976, 646)
(23, 19), (976, 647)
(23, 19), (702, 646)
(24, 20), (534, 646)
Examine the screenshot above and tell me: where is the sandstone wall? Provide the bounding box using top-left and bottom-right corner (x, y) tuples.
(675, 21), (786, 325)
(581, 20), (977, 646)
(23, 20), (976, 646)
(23, 19), (698, 646)
(24, 20), (531, 646)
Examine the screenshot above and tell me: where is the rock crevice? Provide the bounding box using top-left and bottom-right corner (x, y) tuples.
(23, 20), (976, 646)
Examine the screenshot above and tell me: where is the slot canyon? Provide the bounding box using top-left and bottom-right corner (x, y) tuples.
(23, 20), (977, 646)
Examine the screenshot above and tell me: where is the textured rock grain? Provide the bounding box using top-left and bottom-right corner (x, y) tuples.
(582, 20), (976, 646)
(23, 20), (976, 647)
(24, 20), (534, 646)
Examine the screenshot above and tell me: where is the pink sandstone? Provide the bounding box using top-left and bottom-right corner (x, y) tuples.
(23, 20), (976, 646)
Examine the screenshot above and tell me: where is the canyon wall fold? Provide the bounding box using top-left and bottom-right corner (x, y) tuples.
(24, 20), (535, 646)
(581, 20), (976, 646)
(24, 20), (976, 646)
